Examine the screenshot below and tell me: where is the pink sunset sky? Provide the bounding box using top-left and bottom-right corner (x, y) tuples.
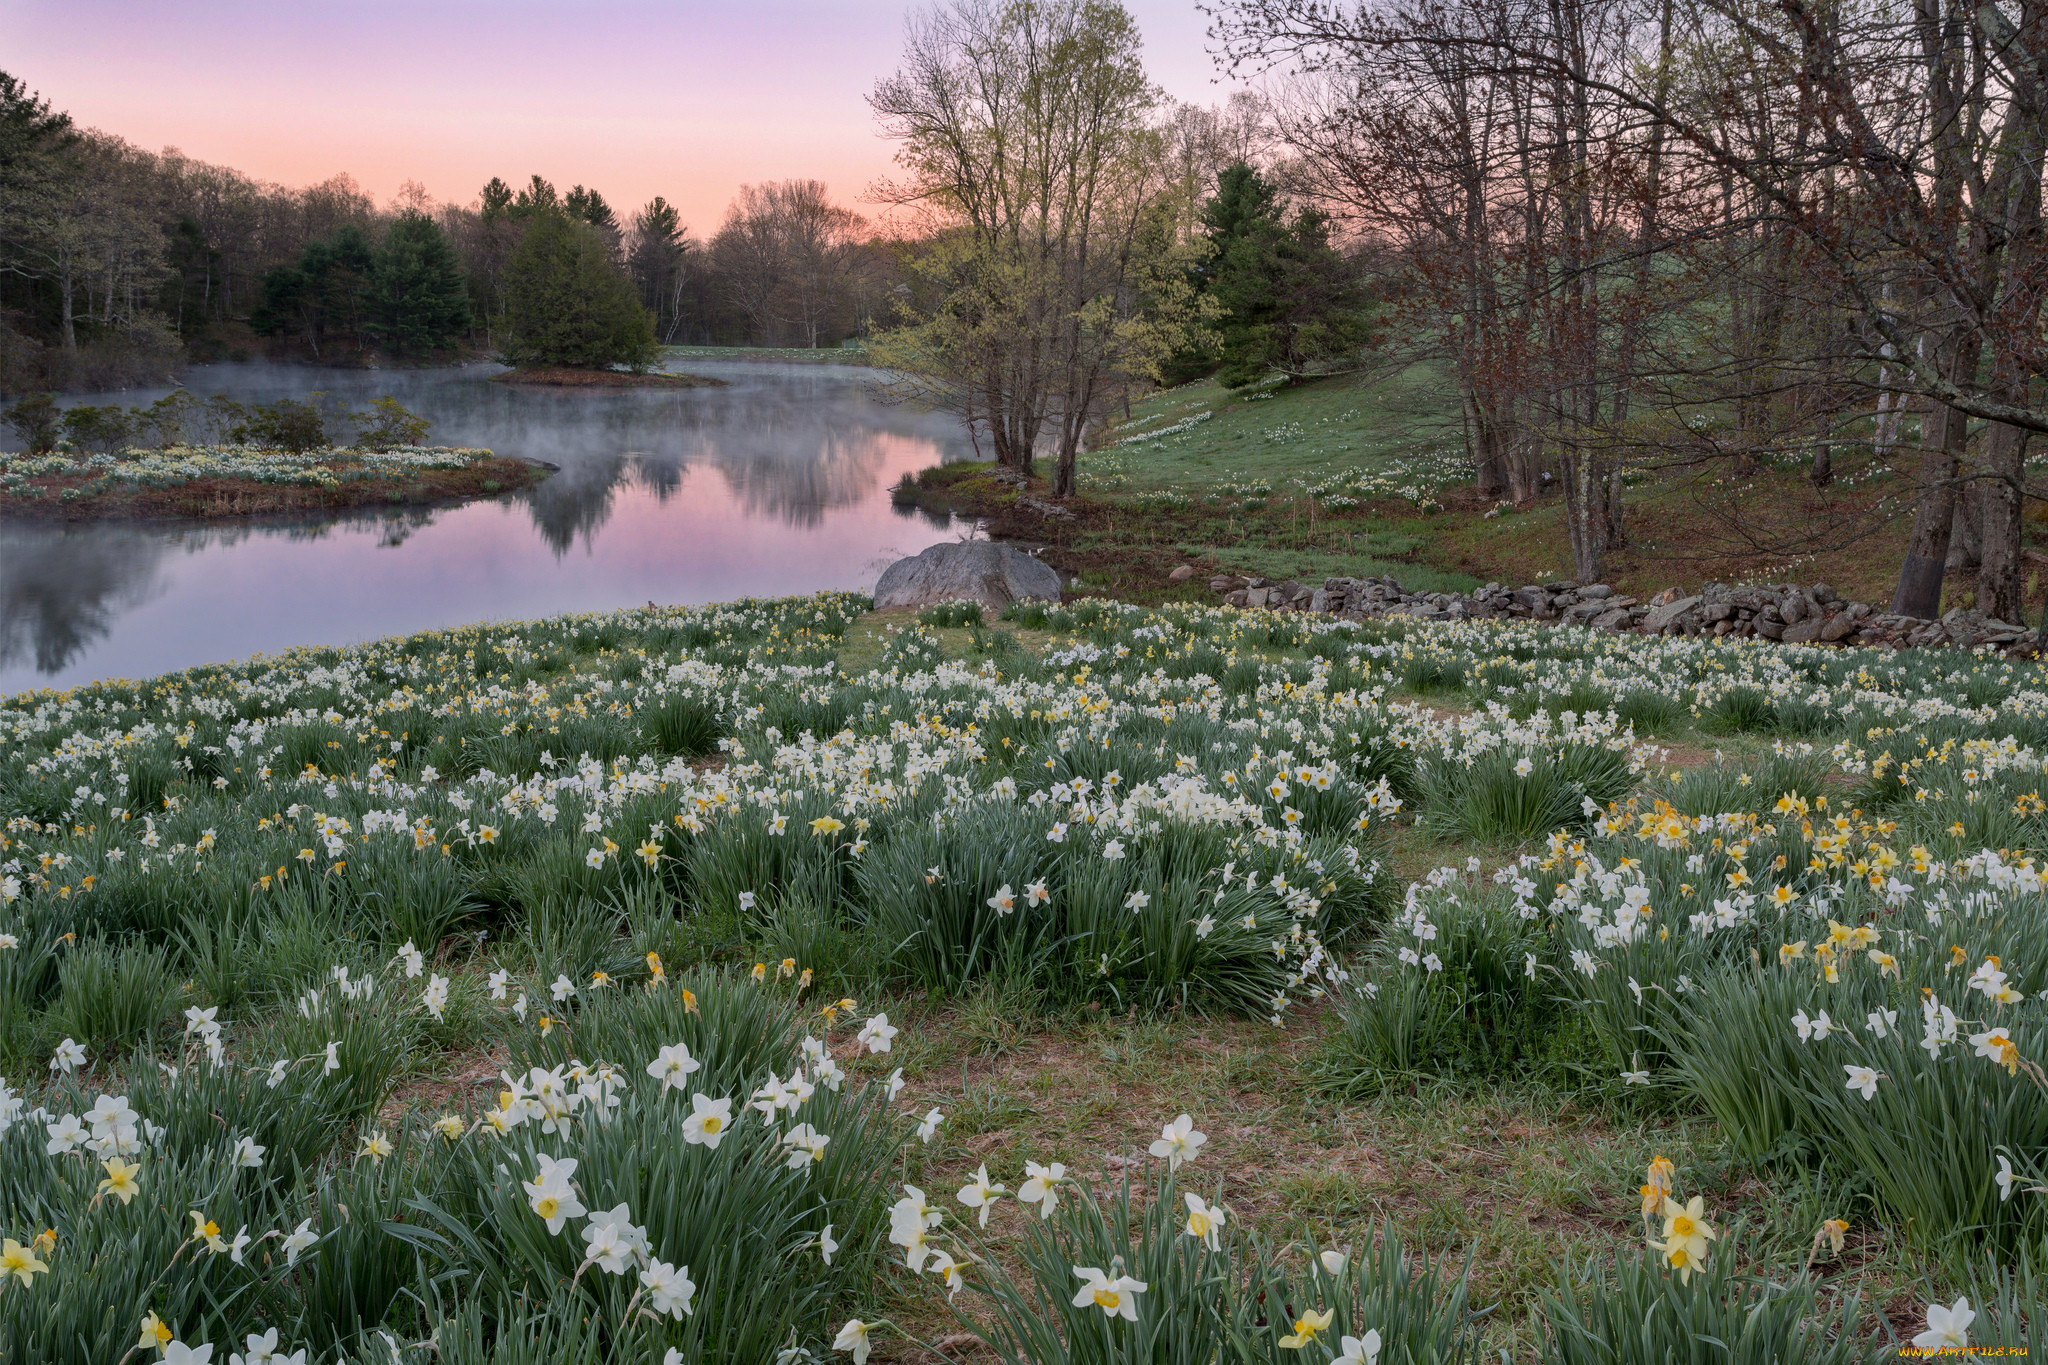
(1, 1), (1247, 233)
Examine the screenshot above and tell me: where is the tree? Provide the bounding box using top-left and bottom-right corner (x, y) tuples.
(868, 0), (1213, 495)
(369, 210), (470, 354)
(1203, 161), (1371, 388)
(1215, 0), (2048, 616)
(502, 209), (656, 369)
(251, 224), (376, 357)
(628, 197), (693, 343)
(710, 180), (866, 346)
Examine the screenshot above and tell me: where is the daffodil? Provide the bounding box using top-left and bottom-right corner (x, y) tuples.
(1149, 1113), (1206, 1169)
(1278, 1307), (1333, 1348)
(683, 1093), (732, 1147)
(524, 1154), (585, 1233)
(833, 1319), (874, 1365)
(97, 1156), (142, 1204)
(1335, 1330), (1382, 1365)
(1018, 1160), (1066, 1218)
(1182, 1191), (1226, 1249)
(1072, 1265), (1147, 1321)
(956, 1164), (1007, 1226)
(0, 1238), (47, 1286)
(646, 1041), (701, 1091)
(640, 1258), (696, 1319)
(1659, 1194), (1717, 1264)
(1912, 1297), (1974, 1352)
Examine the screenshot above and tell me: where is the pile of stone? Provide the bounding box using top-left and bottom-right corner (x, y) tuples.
(1202, 571), (2040, 653)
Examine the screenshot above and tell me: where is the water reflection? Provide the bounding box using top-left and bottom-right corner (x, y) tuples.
(1, 360), (974, 692)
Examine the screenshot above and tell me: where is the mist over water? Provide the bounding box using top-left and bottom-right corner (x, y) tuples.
(0, 359), (974, 694)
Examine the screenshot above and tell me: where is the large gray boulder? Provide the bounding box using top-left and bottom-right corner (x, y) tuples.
(873, 540), (1064, 610)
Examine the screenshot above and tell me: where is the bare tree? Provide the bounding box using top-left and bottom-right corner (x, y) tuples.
(868, 0), (1213, 493)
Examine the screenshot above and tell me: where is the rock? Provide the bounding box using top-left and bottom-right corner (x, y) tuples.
(1168, 564), (1195, 582)
(1209, 575), (1242, 593)
(1245, 587), (1270, 608)
(1641, 595), (1701, 635)
(873, 540), (1064, 610)
(1651, 586), (1682, 607)
(1580, 584), (1614, 600)
(1782, 618), (1822, 645)
(1781, 593), (1806, 624)
(1309, 588), (1330, 613)
(1701, 602), (1735, 624)
(1591, 606), (1632, 630)
(1819, 614), (1856, 643)
(1225, 590), (1247, 607)
(1812, 582), (1837, 604)
(1755, 617), (1785, 639)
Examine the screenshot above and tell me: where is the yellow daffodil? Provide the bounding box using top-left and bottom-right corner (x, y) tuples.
(97, 1157), (141, 1205)
(1279, 1308), (1333, 1349)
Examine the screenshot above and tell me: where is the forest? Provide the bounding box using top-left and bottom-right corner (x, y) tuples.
(0, 73), (928, 386)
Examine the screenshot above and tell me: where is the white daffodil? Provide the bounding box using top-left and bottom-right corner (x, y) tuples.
(857, 1014), (898, 1053)
(1149, 1113), (1206, 1169)
(1912, 1297), (1974, 1352)
(282, 1218), (317, 1266)
(524, 1154), (585, 1234)
(1843, 1064), (1881, 1101)
(916, 1107), (944, 1144)
(683, 1093), (732, 1148)
(956, 1164), (1007, 1226)
(1019, 1160), (1067, 1218)
(647, 1042), (701, 1092)
(833, 1319), (873, 1365)
(1335, 1330), (1382, 1365)
(640, 1258), (696, 1319)
(1072, 1265), (1147, 1320)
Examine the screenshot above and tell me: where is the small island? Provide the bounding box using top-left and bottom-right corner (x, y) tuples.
(491, 365), (724, 389)
(0, 442), (549, 520)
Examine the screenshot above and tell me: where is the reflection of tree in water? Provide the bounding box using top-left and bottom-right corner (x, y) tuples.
(518, 453), (631, 556)
(706, 426), (894, 528)
(0, 527), (168, 676)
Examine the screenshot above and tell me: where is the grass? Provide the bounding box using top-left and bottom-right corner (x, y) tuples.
(909, 361), (2048, 613)
(661, 344), (871, 365)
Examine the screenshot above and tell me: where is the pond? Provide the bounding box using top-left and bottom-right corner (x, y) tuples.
(0, 359), (977, 695)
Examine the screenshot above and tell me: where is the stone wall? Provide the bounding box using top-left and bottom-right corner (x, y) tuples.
(1206, 573), (2040, 652)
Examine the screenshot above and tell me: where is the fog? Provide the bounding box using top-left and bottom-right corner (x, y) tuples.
(0, 359), (975, 692)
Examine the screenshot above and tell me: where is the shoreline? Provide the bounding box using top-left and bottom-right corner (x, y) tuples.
(0, 454), (551, 524)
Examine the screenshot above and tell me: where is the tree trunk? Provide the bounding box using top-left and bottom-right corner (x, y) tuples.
(1891, 400), (1968, 618)
(1980, 415), (2030, 624)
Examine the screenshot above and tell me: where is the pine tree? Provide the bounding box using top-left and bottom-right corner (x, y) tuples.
(1204, 162), (1371, 388)
(502, 210), (656, 369)
(369, 210), (471, 354)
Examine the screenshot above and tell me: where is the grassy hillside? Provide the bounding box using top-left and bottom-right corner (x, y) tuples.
(919, 364), (2036, 611)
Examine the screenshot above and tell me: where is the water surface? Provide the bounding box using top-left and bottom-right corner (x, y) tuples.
(0, 360), (973, 695)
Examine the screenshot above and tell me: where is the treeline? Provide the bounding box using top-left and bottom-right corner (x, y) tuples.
(0, 71), (916, 391)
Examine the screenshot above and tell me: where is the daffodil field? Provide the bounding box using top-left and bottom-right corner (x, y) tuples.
(0, 592), (2045, 1361)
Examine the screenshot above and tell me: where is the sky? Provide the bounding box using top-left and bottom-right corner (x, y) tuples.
(1, 0), (1244, 234)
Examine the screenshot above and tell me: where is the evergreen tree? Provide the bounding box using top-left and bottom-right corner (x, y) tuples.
(502, 210), (656, 369)
(512, 175), (558, 218)
(369, 210), (470, 354)
(1203, 162), (1370, 388)
(250, 225), (376, 357)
